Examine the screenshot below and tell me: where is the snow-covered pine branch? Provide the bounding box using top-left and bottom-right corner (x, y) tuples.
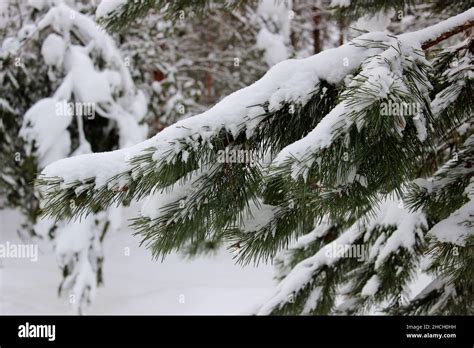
(257, 198), (428, 315)
(398, 136), (473, 314)
(37, 8), (474, 220)
(272, 7), (474, 175)
(32, 5), (474, 315)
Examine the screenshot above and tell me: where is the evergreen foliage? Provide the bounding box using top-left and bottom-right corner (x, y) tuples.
(32, 1), (474, 314)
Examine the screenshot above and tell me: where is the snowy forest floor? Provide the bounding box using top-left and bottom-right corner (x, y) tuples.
(0, 209), (275, 314)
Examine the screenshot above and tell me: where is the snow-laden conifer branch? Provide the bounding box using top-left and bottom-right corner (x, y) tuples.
(257, 198), (428, 315)
(37, 9), (474, 223)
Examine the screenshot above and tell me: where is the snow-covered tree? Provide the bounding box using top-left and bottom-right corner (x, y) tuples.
(35, 0), (473, 315)
(1, 0), (147, 313)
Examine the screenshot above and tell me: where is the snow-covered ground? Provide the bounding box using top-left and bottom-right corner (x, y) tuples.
(0, 209), (275, 315)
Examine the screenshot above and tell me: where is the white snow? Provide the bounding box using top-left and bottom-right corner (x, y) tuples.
(354, 10), (394, 33)
(96, 0), (126, 18)
(17, 24), (36, 40)
(302, 286), (323, 314)
(41, 34), (66, 68)
(257, 216), (365, 314)
(1, 37), (20, 54)
(413, 114), (427, 142)
(257, 197), (427, 314)
(65, 47), (112, 103)
(257, 28), (289, 67)
(0, 208), (275, 315)
(37, 3), (136, 92)
(429, 181), (474, 246)
(19, 98), (72, 168)
(409, 276), (456, 315)
(432, 52), (472, 116)
(370, 199), (427, 269)
(20, 1), (148, 173)
(428, 136), (473, 193)
(55, 217), (96, 256)
(255, 0), (291, 66)
(37, 8), (455, 189)
(361, 275), (381, 297)
(330, 0), (351, 7)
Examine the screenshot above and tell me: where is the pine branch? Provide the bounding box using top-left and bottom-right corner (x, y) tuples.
(421, 19), (474, 50)
(258, 198), (428, 314)
(98, 0), (249, 32)
(330, 0), (408, 21)
(400, 8), (474, 49)
(37, 10), (474, 215)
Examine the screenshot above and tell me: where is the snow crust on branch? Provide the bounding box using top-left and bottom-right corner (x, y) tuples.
(41, 31), (387, 186)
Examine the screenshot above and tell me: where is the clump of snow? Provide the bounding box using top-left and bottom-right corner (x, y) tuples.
(353, 10), (394, 32)
(275, 217), (333, 277)
(361, 275), (381, 296)
(1, 37), (20, 54)
(255, 0), (291, 66)
(64, 47), (112, 103)
(413, 114), (427, 141)
(257, 28), (289, 67)
(41, 34), (66, 68)
(18, 24), (36, 40)
(330, 0), (351, 7)
(55, 215), (101, 313)
(20, 98), (72, 168)
(290, 217), (333, 249)
(369, 199), (427, 269)
(257, 0), (291, 40)
(129, 90), (148, 121)
(96, 0), (126, 19)
(55, 217), (95, 256)
(429, 181), (474, 246)
(302, 286), (323, 314)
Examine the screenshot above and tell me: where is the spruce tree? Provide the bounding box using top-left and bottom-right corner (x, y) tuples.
(36, 0), (473, 315)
